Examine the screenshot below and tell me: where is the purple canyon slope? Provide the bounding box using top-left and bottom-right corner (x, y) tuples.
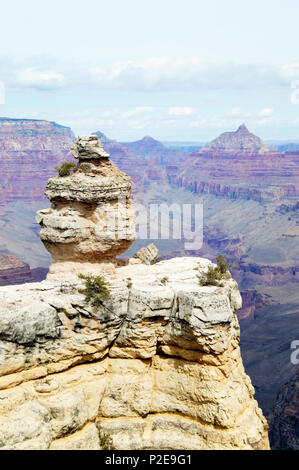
(0, 136), (269, 450)
(0, 119), (298, 439)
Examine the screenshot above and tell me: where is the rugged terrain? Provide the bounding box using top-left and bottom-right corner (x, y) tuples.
(0, 119), (297, 446)
(0, 136), (269, 450)
(270, 369), (299, 450)
(0, 118), (75, 203)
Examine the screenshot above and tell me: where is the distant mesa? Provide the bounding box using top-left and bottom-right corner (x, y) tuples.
(0, 254), (48, 286)
(199, 123), (271, 156)
(121, 135), (165, 157)
(0, 254), (32, 286)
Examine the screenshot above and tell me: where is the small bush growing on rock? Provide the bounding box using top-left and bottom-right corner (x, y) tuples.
(99, 431), (115, 450)
(216, 255), (235, 274)
(78, 274), (110, 307)
(160, 276), (169, 285)
(55, 162), (76, 177)
(200, 255), (234, 286)
(200, 267), (222, 286)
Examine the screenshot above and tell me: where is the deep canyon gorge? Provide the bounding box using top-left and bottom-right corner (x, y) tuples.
(0, 119), (298, 449)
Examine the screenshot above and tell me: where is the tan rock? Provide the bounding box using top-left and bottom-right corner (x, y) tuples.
(0, 257), (269, 450)
(0, 137), (269, 450)
(37, 135), (136, 281)
(133, 243), (159, 265)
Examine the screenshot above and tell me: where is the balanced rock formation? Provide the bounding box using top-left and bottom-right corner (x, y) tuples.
(36, 136), (136, 281)
(0, 136), (269, 450)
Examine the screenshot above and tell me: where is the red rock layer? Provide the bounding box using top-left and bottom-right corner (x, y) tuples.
(0, 119), (75, 203)
(0, 253), (32, 286)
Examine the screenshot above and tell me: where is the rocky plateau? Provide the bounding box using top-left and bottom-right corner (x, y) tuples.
(0, 120), (298, 447)
(0, 136), (270, 450)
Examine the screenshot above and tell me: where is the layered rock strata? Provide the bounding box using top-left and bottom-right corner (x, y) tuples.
(0, 118), (75, 204)
(0, 257), (269, 450)
(36, 136), (135, 280)
(0, 136), (269, 450)
(0, 254), (32, 286)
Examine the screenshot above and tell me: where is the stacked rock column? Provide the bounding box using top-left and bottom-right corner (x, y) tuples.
(36, 136), (136, 280)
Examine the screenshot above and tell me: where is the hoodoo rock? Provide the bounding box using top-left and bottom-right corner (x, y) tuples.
(36, 136), (136, 281)
(0, 137), (270, 450)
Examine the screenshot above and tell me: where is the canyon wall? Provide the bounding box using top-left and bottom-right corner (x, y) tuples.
(0, 118), (75, 203)
(0, 136), (269, 450)
(270, 369), (299, 450)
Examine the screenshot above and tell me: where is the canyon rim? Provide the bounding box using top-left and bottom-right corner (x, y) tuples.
(0, 136), (269, 450)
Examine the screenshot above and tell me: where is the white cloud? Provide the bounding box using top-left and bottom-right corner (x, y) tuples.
(89, 58), (285, 92)
(16, 68), (65, 89)
(228, 107), (251, 117)
(259, 107), (274, 117)
(168, 106), (194, 116)
(122, 106), (155, 118)
(0, 55), (296, 93)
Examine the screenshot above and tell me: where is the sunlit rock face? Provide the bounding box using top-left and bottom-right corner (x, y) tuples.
(0, 257), (269, 450)
(0, 136), (270, 450)
(36, 136), (136, 280)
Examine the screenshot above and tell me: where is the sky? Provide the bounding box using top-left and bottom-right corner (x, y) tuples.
(1, 0), (299, 141)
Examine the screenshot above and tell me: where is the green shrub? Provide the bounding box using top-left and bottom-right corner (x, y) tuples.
(200, 267), (222, 286)
(99, 431), (115, 450)
(78, 274), (111, 307)
(55, 162), (76, 177)
(216, 255), (235, 274)
(200, 255), (235, 286)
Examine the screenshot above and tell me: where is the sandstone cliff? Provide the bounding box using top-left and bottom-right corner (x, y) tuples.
(0, 136), (269, 450)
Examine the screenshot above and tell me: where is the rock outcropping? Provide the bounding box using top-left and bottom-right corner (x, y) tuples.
(36, 136), (135, 281)
(0, 136), (269, 450)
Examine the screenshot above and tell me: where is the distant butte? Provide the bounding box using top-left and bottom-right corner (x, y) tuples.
(199, 124), (271, 156)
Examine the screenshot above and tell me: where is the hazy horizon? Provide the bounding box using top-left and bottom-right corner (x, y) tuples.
(1, 0), (299, 140)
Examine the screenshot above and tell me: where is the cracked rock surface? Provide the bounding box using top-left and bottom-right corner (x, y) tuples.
(0, 257), (269, 450)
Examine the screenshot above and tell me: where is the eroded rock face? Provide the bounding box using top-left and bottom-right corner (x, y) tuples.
(199, 124), (270, 156)
(270, 369), (299, 449)
(0, 138), (269, 449)
(0, 258), (269, 450)
(37, 136), (136, 280)
(0, 118), (75, 204)
(0, 254), (32, 286)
